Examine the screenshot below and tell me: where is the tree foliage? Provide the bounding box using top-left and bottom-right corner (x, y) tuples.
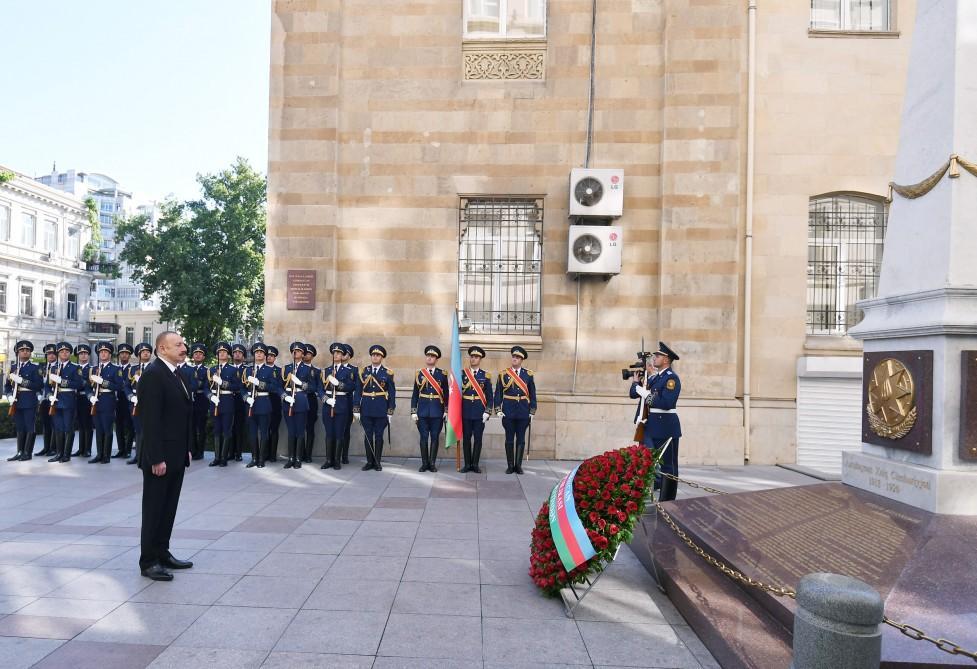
(82, 196), (102, 263)
(117, 158), (267, 345)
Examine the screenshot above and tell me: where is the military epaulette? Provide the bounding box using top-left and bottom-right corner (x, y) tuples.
(485, 372), (492, 380)
(525, 369), (533, 377)
(664, 369), (672, 376)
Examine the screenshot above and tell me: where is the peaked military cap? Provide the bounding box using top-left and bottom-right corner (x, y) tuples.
(117, 343), (134, 355)
(304, 343), (317, 356)
(251, 342), (268, 355)
(289, 341), (305, 353)
(95, 342), (114, 355)
(43, 343), (57, 355)
(231, 343), (247, 356)
(134, 343), (152, 355)
(73, 343), (91, 355)
(57, 341), (73, 353)
(329, 342), (344, 355)
(189, 342), (207, 355)
(267, 345), (279, 357)
(510, 345), (528, 360)
(343, 343), (354, 358)
(369, 344), (387, 358)
(654, 341), (680, 362)
(14, 340), (34, 353)
(424, 345), (442, 359)
(467, 345), (486, 358)
(214, 341), (232, 355)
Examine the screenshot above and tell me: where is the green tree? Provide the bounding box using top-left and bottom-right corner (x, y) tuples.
(117, 157), (267, 344)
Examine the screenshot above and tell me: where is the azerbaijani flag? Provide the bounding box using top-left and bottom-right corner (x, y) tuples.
(548, 466), (597, 571)
(444, 310), (463, 449)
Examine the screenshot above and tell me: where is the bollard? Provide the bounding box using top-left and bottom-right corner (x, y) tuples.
(791, 572), (884, 669)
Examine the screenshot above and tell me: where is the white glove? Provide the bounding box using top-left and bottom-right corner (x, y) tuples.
(219, 378), (227, 388)
(246, 396), (255, 406)
(326, 397), (336, 407)
(284, 395), (295, 405)
(210, 395), (220, 406)
(292, 378), (304, 390)
(482, 412), (490, 423)
(247, 375), (260, 386)
(2, 395), (10, 404)
(497, 411), (505, 419)
(352, 412), (361, 422)
(89, 395), (98, 405)
(9, 373), (23, 384)
(411, 413), (418, 422)
(49, 373), (63, 384)
(92, 374), (105, 385)
(635, 385), (650, 399)
(131, 396), (138, 406)
(327, 374), (339, 387)
(529, 413), (534, 421)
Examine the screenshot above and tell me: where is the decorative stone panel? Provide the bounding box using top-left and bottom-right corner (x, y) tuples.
(462, 39), (546, 80)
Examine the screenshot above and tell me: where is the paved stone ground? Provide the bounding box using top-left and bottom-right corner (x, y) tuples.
(0, 437), (816, 668)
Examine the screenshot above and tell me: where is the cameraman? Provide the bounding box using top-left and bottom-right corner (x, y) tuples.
(629, 342), (681, 501)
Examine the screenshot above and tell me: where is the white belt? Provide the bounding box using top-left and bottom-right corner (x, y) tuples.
(256, 392), (269, 397)
(330, 391), (348, 396)
(648, 408), (676, 414)
(219, 390), (235, 395)
(98, 389), (114, 394)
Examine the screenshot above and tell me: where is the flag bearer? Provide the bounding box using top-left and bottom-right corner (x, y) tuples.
(461, 345), (492, 473)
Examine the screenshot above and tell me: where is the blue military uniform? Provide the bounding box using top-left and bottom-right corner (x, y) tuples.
(241, 342), (284, 468)
(73, 344), (95, 458)
(4, 340), (43, 461)
(282, 341), (315, 469)
(353, 344), (395, 471)
(340, 343), (356, 464)
(114, 343), (136, 460)
(460, 345), (493, 473)
(266, 345), (283, 462)
(411, 345), (449, 473)
(186, 343), (211, 460)
(36, 344), (58, 457)
(85, 342), (125, 463)
(46, 342), (86, 462)
(208, 342), (241, 467)
(494, 346), (537, 475)
(630, 341), (682, 502)
(302, 343), (320, 463)
(318, 342), (359, 470)
(125, 343), (154, 465)
(230, 343), (249, 461)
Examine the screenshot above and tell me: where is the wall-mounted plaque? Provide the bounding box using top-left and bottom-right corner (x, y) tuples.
(862, 350), (932, 455)
(958, 351), (977, 461)
(286, 270), (316, 310)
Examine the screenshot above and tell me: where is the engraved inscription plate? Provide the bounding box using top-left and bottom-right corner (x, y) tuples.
(861, 350), (932, 454)
(286, 270), (316, 311)
(959, 351), (977, 461)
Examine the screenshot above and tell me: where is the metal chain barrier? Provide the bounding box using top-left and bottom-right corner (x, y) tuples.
(651, 477), (977, 663)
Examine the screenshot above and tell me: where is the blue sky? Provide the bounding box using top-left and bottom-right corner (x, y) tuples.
(0, 1), (270, 203)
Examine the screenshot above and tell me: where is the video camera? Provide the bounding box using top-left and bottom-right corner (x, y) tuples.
(621, 341), (652, 381)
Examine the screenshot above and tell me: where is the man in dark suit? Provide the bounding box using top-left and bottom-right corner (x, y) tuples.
(137, 331), (194, 581)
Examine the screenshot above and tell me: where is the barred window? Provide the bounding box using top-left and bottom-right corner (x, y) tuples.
(811, 0), (890, 32)
(458, 197), (542, 335)
(807, 193), (887, 335)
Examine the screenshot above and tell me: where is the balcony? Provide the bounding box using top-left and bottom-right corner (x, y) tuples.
(86, 261), (120, 277)
(87, 322), (120, 335)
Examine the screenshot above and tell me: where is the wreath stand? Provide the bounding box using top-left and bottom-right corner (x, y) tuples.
(559, 544), (621, 618)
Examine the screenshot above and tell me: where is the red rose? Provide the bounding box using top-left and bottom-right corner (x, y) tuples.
(589, 511), (599, 523)
(617, 511), (627, 522)
(595, 501), (605, 510)
(597, 518), (606, 529)
(609, 524), (619, 535)
(601, 491), (611, 501)
(626, 501), (638, 512)
(609, 473), (619, 484)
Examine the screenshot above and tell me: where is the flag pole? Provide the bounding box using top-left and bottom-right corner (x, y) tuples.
(454, 308), (462, 472)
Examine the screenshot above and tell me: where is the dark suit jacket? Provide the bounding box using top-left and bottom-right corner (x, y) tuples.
(137, 358), (192, 471)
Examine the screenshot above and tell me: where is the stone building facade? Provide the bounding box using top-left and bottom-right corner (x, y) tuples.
(264, 0), (915, 466)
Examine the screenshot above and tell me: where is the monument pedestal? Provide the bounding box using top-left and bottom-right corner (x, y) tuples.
(843, 450), (977, 515)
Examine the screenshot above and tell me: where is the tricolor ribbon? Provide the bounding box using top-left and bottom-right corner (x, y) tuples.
(548, 465), (597, 572)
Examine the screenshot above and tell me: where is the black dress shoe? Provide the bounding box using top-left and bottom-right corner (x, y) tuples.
(342, 457), (349, 464)
(505, 466), (515, 474)
(218, 461), (227, 467)
(246, 461), (256, 468)
(101, 458), (110, 464)
(48, 455), (61, 463)
(418, 464), (428, 472)
(235, 455), (243, 461)
(374, 463), (382, 471)
(191, 454), (204, 461)
(126, 457), (138, 465)
(363, 463), (375, 471)
(472, 466), (481, 473)
(88, 456), (101, 464)
(459, 465), (470, 473)
(321, 461), (332, 470)
(514, 466), (524, 475)
(208, 460), (219, 467)
(141, 564), (174, 581)
(283, 460), (293, 469)
(111, 452), (125, 458)
(257, 462), (265, 468)
(161, 555), (193, 569)
(332, 463), (341, 470)
(294, 460), (301, 469)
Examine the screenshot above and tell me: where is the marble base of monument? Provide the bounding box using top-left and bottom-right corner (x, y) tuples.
(843, 450), (977, 515)
(630, 483), (977, 668)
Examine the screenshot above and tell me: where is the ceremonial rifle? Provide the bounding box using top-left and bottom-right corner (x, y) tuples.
(7, 354), (19, 417)
(48, 360), (61, 416)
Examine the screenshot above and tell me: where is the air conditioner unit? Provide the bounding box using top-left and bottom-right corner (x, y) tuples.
(568, 225), (622, 276)
(569, 168), (624, 218)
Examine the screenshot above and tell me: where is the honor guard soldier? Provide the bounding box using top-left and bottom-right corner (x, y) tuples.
(494, 346), (537, 474)
(266, 345), (282, 462)
(282, 341), (314, 469)
(411, 345), (449, 472)
(73, 343), (94, 458)
(85, 342), (124, 463)
(631, 342), (682, 501)
(36, 344), (58, 457)
(461, 345), (493, 473)
(4, 340), (43, 461)
(124, 343), (153, 464)
(340, 343), (356, 464)
(46, 341), (86, 463)
(241, 342), (284, 468)
(208, 342), (241, 467)
(319, 342), (358, 470)
(114, 343), (135, 461)
(301, 343), (319, 463)
(229, 343), (248, 461)
(186, 343), (211, 460)
(353, 344), (395, 471)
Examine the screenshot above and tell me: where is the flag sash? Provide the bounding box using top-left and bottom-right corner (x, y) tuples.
(548, 465), (597, 572)
(419, 368), (444, 404)
(463, 368), (487, 408)
(506, 368), (530, 398)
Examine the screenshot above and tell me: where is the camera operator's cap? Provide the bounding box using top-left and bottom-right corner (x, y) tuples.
(117, 343), (134, 355)
(289, 341), (305, 353)
(231, 343), (247, 356)
(251, 342), (268, 355)
(654, 341), (680, 362)
(15, 340), (34, 353)
(468, 345), (486, 358)
(267, 345), (279, 357)
(214, 341), (231, 355)
(329, 342), (344, 355)
(510, 345), (528, 360)
(57, 341), (73, 353)
(369, 344), (387, 358)
(74, 343), (91, 356)
(95, 342), (114, 355)
(190, 342), (207, 355)
(343, 343), (354, 358)
(424, 345), (442, 359)
(43, 343), (57, 355)
(135, 342), (152, 355)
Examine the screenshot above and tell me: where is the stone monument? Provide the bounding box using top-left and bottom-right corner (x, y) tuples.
(844, 0), (977, 515)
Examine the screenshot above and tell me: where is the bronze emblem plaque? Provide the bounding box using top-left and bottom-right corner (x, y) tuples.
(861, 350), (932, 454)
(958, 351), (977, 461)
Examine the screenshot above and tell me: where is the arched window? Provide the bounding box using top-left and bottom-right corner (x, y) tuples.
(807, 193), (887, 335)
